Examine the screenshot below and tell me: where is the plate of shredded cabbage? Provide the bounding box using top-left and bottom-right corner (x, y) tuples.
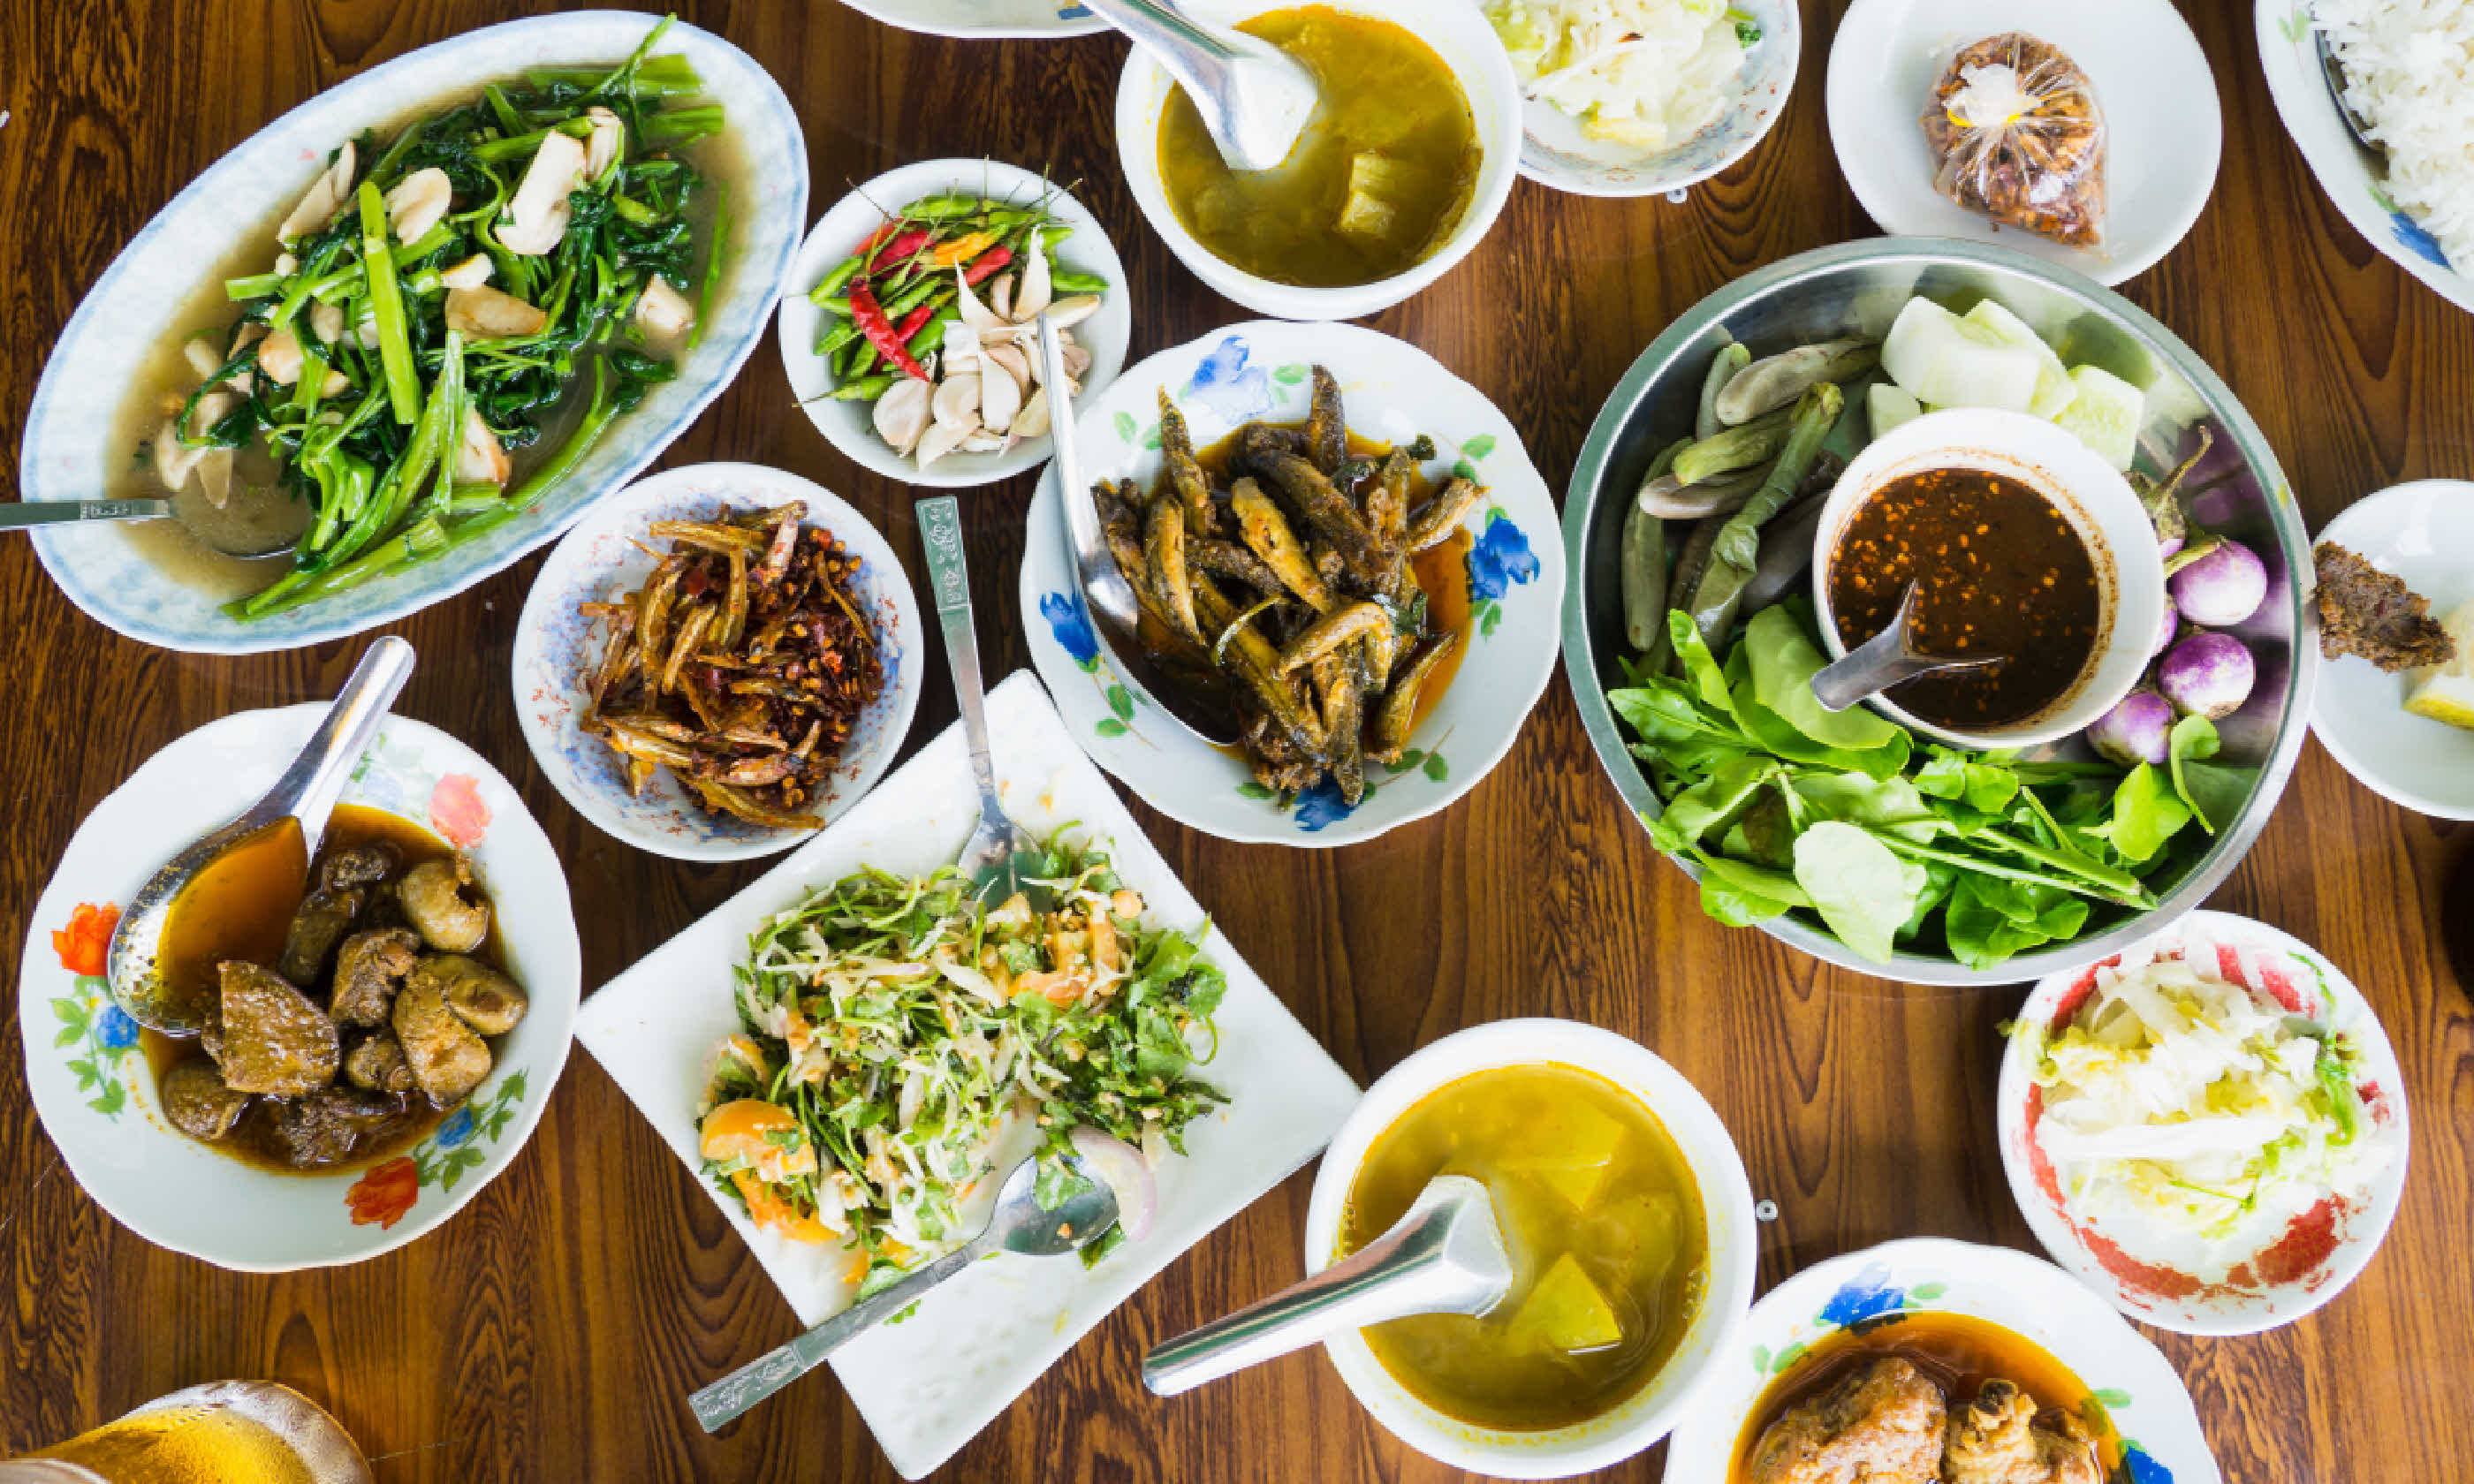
(1997, 909), (2409, 1334)
(1477, 0), (1799, 196)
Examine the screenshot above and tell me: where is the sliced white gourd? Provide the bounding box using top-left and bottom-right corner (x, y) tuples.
(1868, 382), (1923, 442)
(1962, 299), (2076, 419)
(2051, 364), (2146, 471)
(1880, 297), (2043, 414)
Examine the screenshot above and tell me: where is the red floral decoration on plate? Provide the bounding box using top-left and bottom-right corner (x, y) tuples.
(346, 1156), (420, 1230)
(51, 903), (120, 977)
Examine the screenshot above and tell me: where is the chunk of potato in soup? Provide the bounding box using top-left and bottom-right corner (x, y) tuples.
(1338, 1063), (1709, 1431)
(1157, 6), (1480, 288)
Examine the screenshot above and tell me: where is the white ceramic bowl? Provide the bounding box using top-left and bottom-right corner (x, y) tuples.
(18, 707), (581, 1271)
(833, 0), (1109, 40)
(1662, 1238), (2221, 1483)
(1996, 910), (2410, 1335)
(509, 463), (923, 862)
(19, 12), (808, 653)
(779, 158), (1132, 488)
(1502, 0), (1801, 199)
(1301, 1019), (1757, 1479)
(1021, 320), (1566, 847)
(2257, 2), (2474, 311)
(1814, 407), (2168, 749)
(2309, 481), (2474, 821)
(1113, 0), (1522, 321)
(1827, 0), (2220, 287)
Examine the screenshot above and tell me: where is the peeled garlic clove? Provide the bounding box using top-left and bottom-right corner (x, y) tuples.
(1015, 238), (1052, 322)
(990, 273), (1014, 322)
(1063, 342), (1092, 380)
(942, 319), (983, 370)
(1014, 385), (1053, 441)
(982, 357), (1022, 434)
(873, 377), (933, 458)
(914, 418), (975, 472)
(933, 373), (983, 429)
(960, 431), (1009, 453)
(1040, 294), (1101, 332)
(955, 268), (1006, 333)
(384, 167), (453, 246)
(983, 344), (1032, 396)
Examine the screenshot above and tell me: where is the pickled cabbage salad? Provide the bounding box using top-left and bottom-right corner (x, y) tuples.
(1484, 1), (1760, 148)
(2016, 943), (2391, 1268)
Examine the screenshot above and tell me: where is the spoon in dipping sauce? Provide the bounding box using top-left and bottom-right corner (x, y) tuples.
(0, 489), (303, 558)
(1040, 315), (1241, 746)
(687, 1154), (1120, 1432)
(1080, 0), (1321, 171)
(1811, 579), (2007, 713)
(104, 636), (415, 1036)
(1140, 1174), (1512, 1397)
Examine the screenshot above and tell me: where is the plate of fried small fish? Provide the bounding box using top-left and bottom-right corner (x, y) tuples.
(1021, 322), (1564, 845)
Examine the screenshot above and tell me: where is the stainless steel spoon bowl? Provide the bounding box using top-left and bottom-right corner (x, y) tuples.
(0, 492), (300, 558)
(104, 636), (415, 1034)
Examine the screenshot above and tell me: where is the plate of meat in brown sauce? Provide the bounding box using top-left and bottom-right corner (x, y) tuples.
(18, 708), (580, 1271)
(1660, 1238), (2219, 1484)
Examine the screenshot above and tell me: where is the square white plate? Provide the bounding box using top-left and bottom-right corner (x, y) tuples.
(576, 670), (1361, 1478)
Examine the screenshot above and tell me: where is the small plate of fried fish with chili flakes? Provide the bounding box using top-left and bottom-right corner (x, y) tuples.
(512, 463), (922, 860)
(1021, 321), (1565, 846)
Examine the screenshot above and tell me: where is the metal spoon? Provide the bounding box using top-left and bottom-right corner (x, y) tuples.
(1141, 1174), (1512, 1397)
(1081, 0), (1320, 172)
(687, 1155), (1120, 1432)
(104, 636), (416, 1036)
(2314, 28), (2379, 153)
(1811, 580), (2004, 713)
(0, 494), (299, 557)
(1038, 315), (1240, 746)
(915, 495), (1059, 909)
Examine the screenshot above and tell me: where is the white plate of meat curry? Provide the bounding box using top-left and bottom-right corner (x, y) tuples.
(19, 706), (580, 1271)
(1662, 1237), (2218, 1484)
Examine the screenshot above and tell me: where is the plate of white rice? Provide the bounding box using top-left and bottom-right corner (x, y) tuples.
(2258, 0), (2474, 312)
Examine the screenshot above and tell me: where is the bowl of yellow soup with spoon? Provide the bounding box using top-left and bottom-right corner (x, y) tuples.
(1114, 0), (1522, 321)
(1302, 1019), (1758, 1478)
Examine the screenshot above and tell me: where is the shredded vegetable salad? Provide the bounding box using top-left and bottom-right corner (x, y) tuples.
(2016, 944), (2378, 1250)
(696, 835), (1226, 1287)
(1484, 0), (1759, 148)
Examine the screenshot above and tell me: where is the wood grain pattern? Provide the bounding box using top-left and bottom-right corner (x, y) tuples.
(1, 2), (2468, 1479)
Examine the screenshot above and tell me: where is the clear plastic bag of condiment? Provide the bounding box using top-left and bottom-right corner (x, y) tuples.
(1920, 32), (2107, 251)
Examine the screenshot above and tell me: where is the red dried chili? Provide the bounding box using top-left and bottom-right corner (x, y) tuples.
(847, 282), (930, 381)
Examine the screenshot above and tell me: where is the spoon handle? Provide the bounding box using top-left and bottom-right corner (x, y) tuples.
(689, 1238), (982, 1434)
(248, 636), (417, 853)
(0, 498), (175, 529)
(915, 496), (1002, 812)
(1080, 0), (1244, 70)
(1141, 1204), (1473, 1397)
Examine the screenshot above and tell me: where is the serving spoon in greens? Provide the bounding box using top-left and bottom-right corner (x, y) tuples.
(687, 1155), (1119, 1432)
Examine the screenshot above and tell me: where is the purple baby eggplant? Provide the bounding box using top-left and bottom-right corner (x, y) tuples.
(2159, 631), (2256, 720)
(2167, 538), (2267, 627)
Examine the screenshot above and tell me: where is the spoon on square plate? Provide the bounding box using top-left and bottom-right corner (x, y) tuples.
(104, 636), (416, 1036)
(687, 1154), (1120, 1432)
(1077, 0), (1320, 172)
(1811, 579), (2005, 712)
(1038, 315), (1241, 746)
(1140, 1174), (1513, 1397)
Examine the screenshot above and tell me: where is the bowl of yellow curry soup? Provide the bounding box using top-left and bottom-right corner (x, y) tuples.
(1113, 1), (1522, 322)
(1302, 1019), (1758, 1478)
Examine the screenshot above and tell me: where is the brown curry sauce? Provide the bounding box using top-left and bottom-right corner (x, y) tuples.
(1826, 467), (2102, 730)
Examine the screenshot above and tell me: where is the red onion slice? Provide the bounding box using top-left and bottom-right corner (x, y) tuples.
(1070, 1125), (1157, 1242)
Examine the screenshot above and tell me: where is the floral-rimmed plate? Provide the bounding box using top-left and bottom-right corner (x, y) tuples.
(18, 706), (581, 1272)
(508, 463), (923, 862)
(574, 670), (1361, 1480)
(1021, 321), (1566, 846)
(2257, 3), (2474, 312)
(1662, 1238), (2220, 1483)
(1997, 910), (2410, 1335)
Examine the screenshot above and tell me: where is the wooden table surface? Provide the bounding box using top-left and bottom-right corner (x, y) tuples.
(2, 1), (2468, 1479)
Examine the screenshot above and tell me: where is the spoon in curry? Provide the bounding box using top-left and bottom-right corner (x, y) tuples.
(1039, 315), (1241, 746)
(687, 1155), (1120, 1433)
(1078, 0), (1320, 172)
(104, 636), (416, 1036)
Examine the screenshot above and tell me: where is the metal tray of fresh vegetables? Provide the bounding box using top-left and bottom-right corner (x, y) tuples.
(1561, 239), (2318, 985)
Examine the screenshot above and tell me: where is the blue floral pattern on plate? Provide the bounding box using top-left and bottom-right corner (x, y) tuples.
(1180, 334), (1278, 424)
(1041, 590), (1101, 668)
(1818, 1261), (1909, 1327)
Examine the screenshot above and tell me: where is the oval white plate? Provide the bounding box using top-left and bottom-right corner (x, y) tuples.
(1501, 0), (1801, 199)
(19, 12), (808, 654)
(2310, 481), (2474, 820)
(19, 707), (581, 1271)
(1826, 0), (2220, 285)
(509, 463), (923, 862)
(1997, 910), (2410, 1335)
(1021, 321), (1566, 847)
(2256, 2), (2474, 311)
(833, 0), (1108, 40)
(1664, 1238), (2220, 1483)
(779, 158), (1131, 489)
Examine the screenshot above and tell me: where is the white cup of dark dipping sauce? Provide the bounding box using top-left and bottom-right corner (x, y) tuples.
(1811, 408), (2168, 749)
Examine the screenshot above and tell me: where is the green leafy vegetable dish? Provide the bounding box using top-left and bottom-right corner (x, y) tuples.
(1610, 305), (2258, 971)
(694, 834), (1227, 1291)
(128, 15), (728, 621)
